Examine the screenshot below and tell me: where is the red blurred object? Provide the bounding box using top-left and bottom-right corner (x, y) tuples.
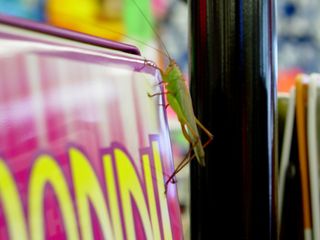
(278, 68), (302, 92)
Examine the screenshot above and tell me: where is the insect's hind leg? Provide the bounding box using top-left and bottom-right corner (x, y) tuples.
(165, 148), (193, 193)
(173, 133), (200, 176)
(185, 119), (213, 164)
(195, 117), (214, 142)
(180, 122), (194, 144)
(165, 131), (200, 193)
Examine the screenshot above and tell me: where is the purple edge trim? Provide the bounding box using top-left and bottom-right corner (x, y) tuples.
(0, 14), (141, 56)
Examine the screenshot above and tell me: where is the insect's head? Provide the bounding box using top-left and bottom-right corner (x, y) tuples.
(166, 58), (177, 70)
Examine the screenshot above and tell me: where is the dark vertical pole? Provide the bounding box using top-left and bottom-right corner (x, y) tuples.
(189, 0), (278, 239)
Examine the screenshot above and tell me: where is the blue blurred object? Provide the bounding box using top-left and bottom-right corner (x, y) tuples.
(283, 2), (296, 17)
(278, 0), (320, 73)
(0, 0), (45, 21)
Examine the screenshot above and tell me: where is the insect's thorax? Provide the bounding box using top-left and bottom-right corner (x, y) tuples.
(162, 62), (185, 93)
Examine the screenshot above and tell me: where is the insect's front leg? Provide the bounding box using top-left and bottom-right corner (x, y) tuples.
(153, 80), (167, 87)
(147, 91), (170, 97)
(158, 103), (169, 109)
(136, 59), (159, 71)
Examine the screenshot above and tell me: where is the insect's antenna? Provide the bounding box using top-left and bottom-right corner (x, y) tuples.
(130, 0), (172, 60)
(46, 10), (170, 59)
(92, 25), (168, 58)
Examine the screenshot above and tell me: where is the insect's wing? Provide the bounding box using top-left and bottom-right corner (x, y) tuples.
(176, 80), (206, 166)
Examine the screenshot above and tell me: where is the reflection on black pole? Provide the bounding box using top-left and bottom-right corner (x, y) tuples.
(189, 0), (278, 239)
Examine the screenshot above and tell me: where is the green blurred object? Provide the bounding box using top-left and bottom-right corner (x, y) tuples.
(278, 93), (289, 161)
(124, 0), (154, 45)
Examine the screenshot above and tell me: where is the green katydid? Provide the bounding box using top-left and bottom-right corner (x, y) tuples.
(131, 0), (214, 187)
(149, 60), (213, 188)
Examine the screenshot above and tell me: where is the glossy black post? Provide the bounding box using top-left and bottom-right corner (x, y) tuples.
(189, 0), (278, 239)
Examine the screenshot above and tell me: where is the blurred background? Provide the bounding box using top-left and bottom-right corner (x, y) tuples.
(1, 0), (320, 239)
(277, 0), (320, 92)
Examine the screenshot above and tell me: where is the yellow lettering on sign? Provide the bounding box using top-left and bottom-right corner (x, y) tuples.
(103, 153), (123, 240)
(114, 147), (153, 240)
(0, 136), (176, 240)
(70, 147), (114, 240)
(28, 154), (79, 240)
(0, 160), (28, 240)
(152, 140), (173, 240)
(142, 153), (161, 240)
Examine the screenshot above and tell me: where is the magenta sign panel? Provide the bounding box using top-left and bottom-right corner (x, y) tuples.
(0, 17), (182, 240)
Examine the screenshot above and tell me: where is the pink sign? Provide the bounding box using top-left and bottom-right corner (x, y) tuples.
(0, 18), (182, 240)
